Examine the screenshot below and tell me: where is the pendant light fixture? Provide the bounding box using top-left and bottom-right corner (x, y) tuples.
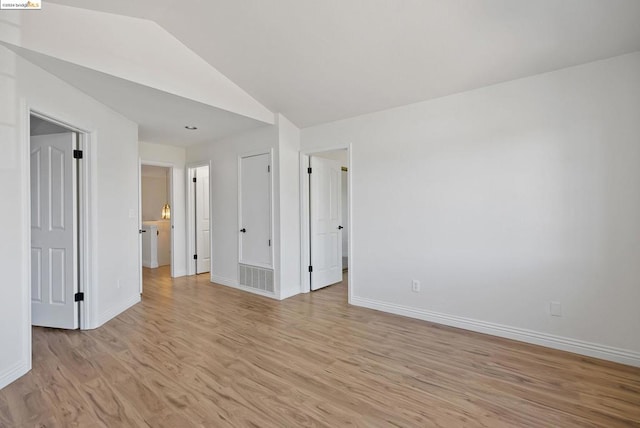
(161, 203), (171, 220)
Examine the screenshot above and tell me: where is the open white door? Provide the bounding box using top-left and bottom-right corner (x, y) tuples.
(195, 166), (210, 274)
(310, 156), (343, 290)
(31, 133), (78, 329)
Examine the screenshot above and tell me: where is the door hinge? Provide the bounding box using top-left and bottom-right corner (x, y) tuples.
(73, 150), (83, 159)
(308, 265), (313, 273)
(267, 165), (271, 173)
(74, 292), (84, 302)
(268, 239), (271, 247)
(307, 167), (312, 174)
(193, 177), (197, 183)
(193, 254), (198, 260)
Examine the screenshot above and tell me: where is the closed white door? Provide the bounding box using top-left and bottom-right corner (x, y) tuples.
(31, 132), (78, 329)
(196, 166), (210, 274)
(310, 156), (343, 290)
(239, 153), (272, 267)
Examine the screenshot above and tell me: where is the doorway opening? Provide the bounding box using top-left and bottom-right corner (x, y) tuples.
(300, 148), (351, 297)
(187, 163), (211, 276)
(29, 113), (88, 330)
(139, 164), (174, 285)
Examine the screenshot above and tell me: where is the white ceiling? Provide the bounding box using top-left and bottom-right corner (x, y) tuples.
(9, 46), (268, 146)
(48, 0), (640, 128)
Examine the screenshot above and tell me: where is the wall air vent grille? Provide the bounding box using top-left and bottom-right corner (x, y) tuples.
(239, 264), (274, 293)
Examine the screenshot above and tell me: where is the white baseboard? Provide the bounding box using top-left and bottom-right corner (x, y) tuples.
(351, 296), (640, 368)
(210, 274), (238, 288)
(0, 359), (30, 390)
(172, 268), (187, 278)
(211, 275), (278, 300)
(142, 259), (158, 269)
(95, 294), (141, 328)
(279, 287), (300, 300)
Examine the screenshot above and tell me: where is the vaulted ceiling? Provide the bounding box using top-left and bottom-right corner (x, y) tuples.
(5, 0), (640, 144)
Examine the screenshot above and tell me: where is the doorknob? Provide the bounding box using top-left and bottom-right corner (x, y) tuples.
(139, 229), (146, 234)
(240, 228), (247, 233)
(338, 225), (344, 230)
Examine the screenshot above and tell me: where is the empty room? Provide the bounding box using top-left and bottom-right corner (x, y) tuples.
(1, 1), (639, 426)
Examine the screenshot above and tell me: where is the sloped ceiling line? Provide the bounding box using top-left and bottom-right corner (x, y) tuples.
(0, 3), (275, 126)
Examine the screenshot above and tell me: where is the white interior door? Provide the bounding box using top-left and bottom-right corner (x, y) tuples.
(195, 166), (210, 274)
(239, 153), (272, 267)
(31, 132), (78, 329)
(310, 156), (343, 290)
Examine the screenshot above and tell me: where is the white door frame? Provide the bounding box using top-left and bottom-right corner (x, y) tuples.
(186, 161), (212, 276)
(24, 108), (94, 335)
(138, 161), (176, 289)
(299, 145), (353, 303)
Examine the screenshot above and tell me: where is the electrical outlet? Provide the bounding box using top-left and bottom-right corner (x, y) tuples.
(128, 209), (136, 219)
(550, 301), (562, 317)
(411, 280), (421, 292)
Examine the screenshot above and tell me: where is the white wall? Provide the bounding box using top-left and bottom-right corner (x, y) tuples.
(141, 176), (166, 219)
(186, 125), (279, 291)
(1, 4), (274, 124)
(301, 52), (640, 366)
(141, 166), (169, 221)
(0, 45), (140, 389)
(277, 115), (302, 298)
(187, 118), (303, 300)
(139, 142), (187, 277)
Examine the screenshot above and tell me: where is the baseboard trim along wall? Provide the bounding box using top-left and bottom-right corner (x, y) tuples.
(351, 296), (640, 368)
(279, 287), (301, 301)
(210, 274), (238, 288)
(172, 269), (187, 278)
(0, 360), (30, 390)
(95, 294), (141, 329)
(211, 274), (278, 300)
(212, 274), (299, 300)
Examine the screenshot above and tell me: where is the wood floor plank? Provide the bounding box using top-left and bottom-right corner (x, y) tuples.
(34, 360), (107, 428)
(0, 266), (639, 427)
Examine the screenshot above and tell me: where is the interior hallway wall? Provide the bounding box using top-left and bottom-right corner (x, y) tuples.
(186, 125), (280, 291)
(0, 44), (139, 389)
(301, 52), (640, 366)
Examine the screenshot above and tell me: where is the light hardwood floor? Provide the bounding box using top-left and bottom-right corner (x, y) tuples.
(1, 267), (639, 427)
